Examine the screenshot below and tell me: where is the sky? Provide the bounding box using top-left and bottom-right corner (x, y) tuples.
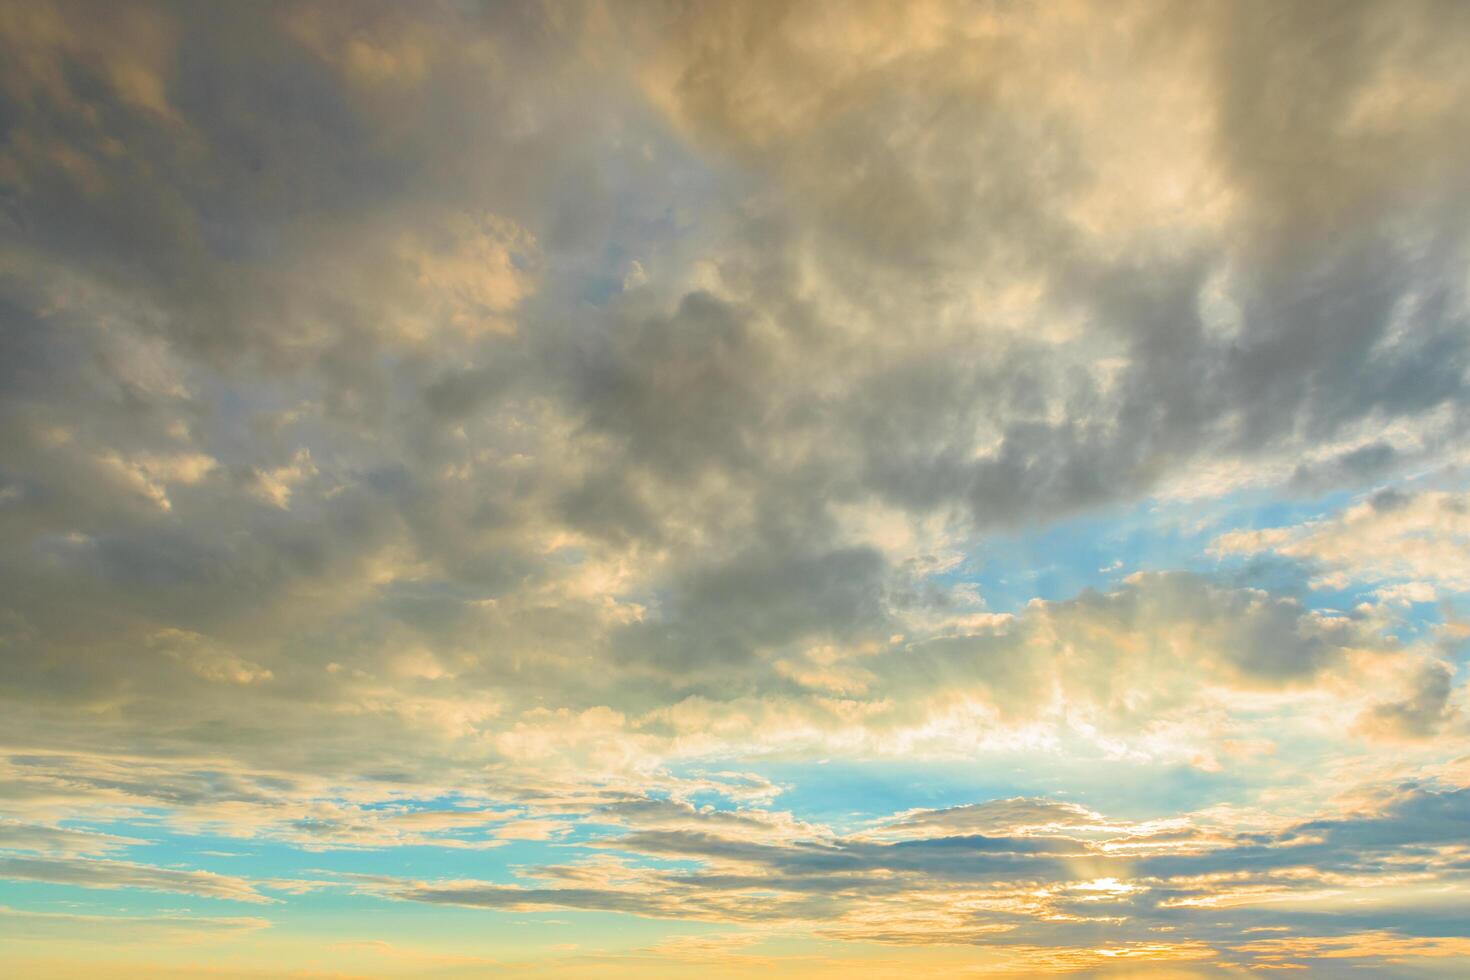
(1, 1), (1470, 977)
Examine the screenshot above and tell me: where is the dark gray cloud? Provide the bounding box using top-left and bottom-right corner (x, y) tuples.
(3, 0), (1467, 730)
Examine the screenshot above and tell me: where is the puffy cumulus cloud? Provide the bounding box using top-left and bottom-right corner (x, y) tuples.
(1354, 659), (1459, 741)
(2, 0), (1470, 975)
(622, 0), (1470, 513)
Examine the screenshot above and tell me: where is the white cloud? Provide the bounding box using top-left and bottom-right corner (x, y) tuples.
(1213, 490), (1470, 592)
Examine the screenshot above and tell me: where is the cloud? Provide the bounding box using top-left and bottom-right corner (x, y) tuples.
(0, 820), (143, 857)
(0, 856), (274, 903)
(1213, 489), (1470, 594)
(1354, 659), (1458, 740)
(874, 798), (1113, 840)
(1, 0), (1469, 974)
(347, 783), (1470, 968)
(0, 906), (269, 945)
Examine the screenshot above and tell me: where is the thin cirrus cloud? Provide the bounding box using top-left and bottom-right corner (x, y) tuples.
(0, 0), (1468, 977)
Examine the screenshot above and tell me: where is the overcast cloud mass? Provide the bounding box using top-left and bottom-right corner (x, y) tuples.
(2, 1), (1470, 976)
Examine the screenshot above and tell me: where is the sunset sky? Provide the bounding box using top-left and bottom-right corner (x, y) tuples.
(2, 1), (1470, 977)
